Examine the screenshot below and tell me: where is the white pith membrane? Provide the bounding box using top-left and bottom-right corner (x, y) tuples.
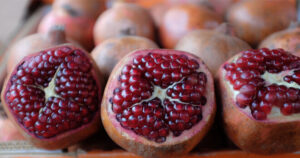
(224, 54), (300, 121)
(4, 47), (99, 138)
(106, 51), (215, 145)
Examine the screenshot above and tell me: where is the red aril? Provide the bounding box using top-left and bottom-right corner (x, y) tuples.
(101, 49), (216, 157)
(218, 48), (300, 154)
(2, 43), (103, 149)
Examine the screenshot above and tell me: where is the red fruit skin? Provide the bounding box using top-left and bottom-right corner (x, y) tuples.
(159, 4), (223, 49)
(217, 54), (300, 154)
(38, 11), (95, 51)
(101, 49), (216, 158)
(1, 44), (103, 150)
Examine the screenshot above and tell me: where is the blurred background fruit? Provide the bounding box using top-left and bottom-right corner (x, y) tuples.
(159, 3), (223, 48)
(91, 36), (158, 79)
(227, 0), (297, 47)
(93, 2), (155, 45)
(176, 23), (251, 77)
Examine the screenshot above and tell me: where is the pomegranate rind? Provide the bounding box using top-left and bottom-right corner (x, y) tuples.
(259, 27), (300, 57)
(218, 53), (300, 154)
(101, 49), (216, 158)
(1, 44), (103, 150)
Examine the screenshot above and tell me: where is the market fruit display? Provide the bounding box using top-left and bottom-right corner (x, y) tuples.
(1, 42), (103, 149)
(159, 3), (223, 48)
(176, 23), (251, 77)
(218, 48), (300, 154)
(227, 0), (296, 46)
(93, 2), (155, 45)
(91, 36), (158, 79)
(259, 23), (300, 57)
(101, 49), (216, 157)
(1, 0), (300, 156)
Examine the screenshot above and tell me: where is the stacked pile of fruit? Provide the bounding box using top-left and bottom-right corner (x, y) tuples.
(1, 0), (300, 157)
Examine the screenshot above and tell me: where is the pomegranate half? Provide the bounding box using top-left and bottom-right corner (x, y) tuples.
(1, 44), (103, 149)
(218, 48), (300, 154)
(101, 49), (216, 157)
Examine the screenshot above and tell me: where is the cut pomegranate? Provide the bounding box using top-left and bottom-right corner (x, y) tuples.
(218, 48), (300, 154)
(1, 44), (103, 149)
(102, 49), (216, 157)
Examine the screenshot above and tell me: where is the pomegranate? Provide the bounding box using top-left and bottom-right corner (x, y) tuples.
(7, 26), (69, 74)
(205, 0), (241, 16)
(101, 49), (216, 157)
(38, 0), (104, 50)
(227, 0), (296, 46)
(93, 2), (155, 45)
(52, 0), (105, 19)
(175, 23), (251, 77)
(0, 105), (24, 141)
(149, 3), (169, 27)
(91, 36), (158, 79)
(218, 48), (300, 154)
(1, 43), (103, 149)
(259, 23), (300, 57)
(159, 4), (223, 48)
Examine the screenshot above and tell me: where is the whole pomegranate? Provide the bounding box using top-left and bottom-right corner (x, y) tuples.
(176, 23), (251, 77)
(259, 23), (300, 57)
(0, 106), (24, 141)
(38, 0), (105, 50)
(218, 48), (300, 154)
(91, 36), (158, 79)
(2, 42), (103, 149)
(52, 0), (105, 19)
(227, 0), (296, 46)
(101, 49), (216, 157)
(7, 26), (69, 74)
(93, 2), (155, 45)
(159, 4), (223, 48)
(149, 3), (169, 27)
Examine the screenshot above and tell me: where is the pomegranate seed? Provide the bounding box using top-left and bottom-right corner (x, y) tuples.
(224, 48), (300, 120)
(4, 47), (99, 138)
